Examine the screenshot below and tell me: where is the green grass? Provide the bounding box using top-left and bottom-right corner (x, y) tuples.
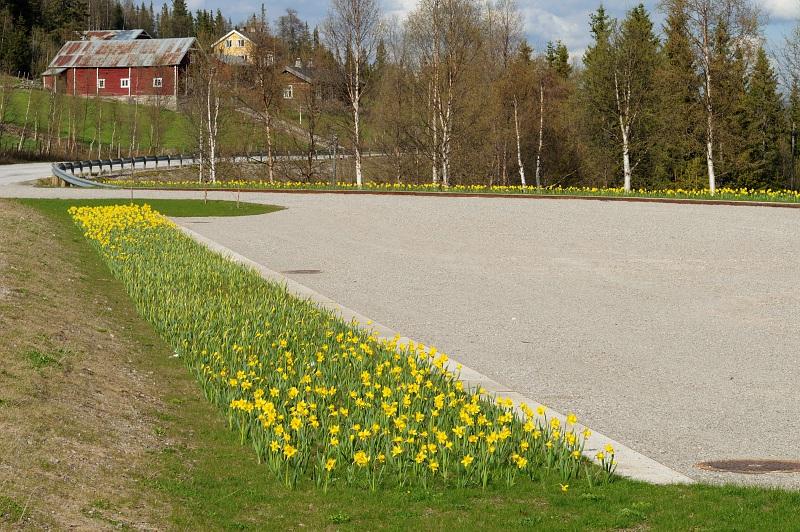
(3, 85), (193, 152)
(12, 197), (800, 530)
(19, 198), (284, 218)
(0, 495), (24, 523)
(24, 348), (64, 370)
(1, 79), (310, 157)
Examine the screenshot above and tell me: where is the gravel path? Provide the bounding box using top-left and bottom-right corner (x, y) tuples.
(2, 164), (799, 488)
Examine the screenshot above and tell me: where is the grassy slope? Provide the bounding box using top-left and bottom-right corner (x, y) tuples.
(3, 197), (799, 530)
(23, 198), (283, 217)
(4, 85), (193, 151)
(1, 78), (308, 156)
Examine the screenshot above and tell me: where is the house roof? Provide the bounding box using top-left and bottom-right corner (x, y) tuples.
(212, 29), (254, 48)
(82, 29), (152, 41)
(47, 38), (195, 69)
(283, 64), (314, 83)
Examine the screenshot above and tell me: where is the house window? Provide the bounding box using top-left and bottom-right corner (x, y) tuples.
(121, 78), (130, 88)
(283, 85), (293, 99)
(97, 79), (105, 89)
(238, 39), (245, 47)
(153, 77), (163, 88)
(226, 40), (232, 47)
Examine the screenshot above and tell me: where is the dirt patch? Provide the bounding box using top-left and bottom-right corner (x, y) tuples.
(0, 200), (171, 529)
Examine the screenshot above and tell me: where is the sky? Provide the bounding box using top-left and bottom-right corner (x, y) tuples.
(184, 0), (799, 59)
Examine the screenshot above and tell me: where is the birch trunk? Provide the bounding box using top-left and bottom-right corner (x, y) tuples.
(702, 23), (716, 194)
(535, 81), (544, 187)
(614, 71), (632, 192)
(704, 67), (716, 194)
(265, 112), (274, 183)
(431, 81), (439, 184)
(206, 74), (219, 184)
(513, 96), (526, 188)
(353, 56), (363, 187)
(621, 126), (631, 191)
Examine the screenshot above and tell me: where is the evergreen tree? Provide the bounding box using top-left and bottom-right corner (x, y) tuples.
(158, 3), (171, 37)
(111, 2), (125, 29)
(545, 40), (571, 78)
(654, 0), (703, 187)
(375, 38), (387, 72)
(788, 80), (800, 189)
(579, 5), (618, 185)
(170, 0), (193, 37)
(738, 47), (784, 188)
(613, 4), (662, 189)
(214, 9), (226, 35)
(710, 20), (748, 186)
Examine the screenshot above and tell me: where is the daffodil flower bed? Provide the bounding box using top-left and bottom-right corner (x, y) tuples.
(69, 204), (614, 491)
(100, 179), (800, 203)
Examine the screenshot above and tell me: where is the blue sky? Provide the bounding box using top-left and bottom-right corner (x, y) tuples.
(185, 0), (799, 59)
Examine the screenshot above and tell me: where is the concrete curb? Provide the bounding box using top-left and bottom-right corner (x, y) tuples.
(176, 223), (694, 486)
(136, 186), (800, 209)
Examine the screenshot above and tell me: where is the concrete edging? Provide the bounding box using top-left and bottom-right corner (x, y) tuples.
(139, 186), (800, 209)
(176, 223), (694, 486)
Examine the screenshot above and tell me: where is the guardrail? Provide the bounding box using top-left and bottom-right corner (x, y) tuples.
(52, 153), (204, 187)
(51, 150), (379, 188)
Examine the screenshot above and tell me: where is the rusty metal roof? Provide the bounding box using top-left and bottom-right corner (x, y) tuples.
(48, 38), (195, 69)
(82, 29), (152, 41)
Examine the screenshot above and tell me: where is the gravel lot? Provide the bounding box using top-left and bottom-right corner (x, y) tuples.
(2, 164), (799, 488)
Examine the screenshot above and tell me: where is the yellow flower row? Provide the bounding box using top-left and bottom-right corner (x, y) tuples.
(71, 204), (616, 491)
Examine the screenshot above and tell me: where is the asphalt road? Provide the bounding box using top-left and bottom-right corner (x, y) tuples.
(2, 163), (799, 488)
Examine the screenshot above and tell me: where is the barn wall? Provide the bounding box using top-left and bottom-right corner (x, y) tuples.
(63, 66), (178, 98)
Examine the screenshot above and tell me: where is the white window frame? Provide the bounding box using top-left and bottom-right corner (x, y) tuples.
(283, 85), (293, 99)
(97, 78), (105, 89)
(238, 39), (245, 47)
(226, 40), (232, 48)
(153, 77), (163, 88)
(121, 78), (130, 88)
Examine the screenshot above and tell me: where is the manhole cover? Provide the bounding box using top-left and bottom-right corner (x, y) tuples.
(695, 460), (800, 474)
(281, 269), (322, 274)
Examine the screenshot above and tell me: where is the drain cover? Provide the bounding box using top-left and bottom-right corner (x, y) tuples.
(695, 460), (800, 474)
(281, 269), (322, 274)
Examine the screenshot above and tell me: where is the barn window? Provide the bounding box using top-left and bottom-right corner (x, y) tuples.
(226, 40), (232, 47)
(238, 39), (245, 47)
(153, 77), (163, 88)
(121, 78), (130, 88)
(283, 85), (293, 99)
(97, 79), (105, 89)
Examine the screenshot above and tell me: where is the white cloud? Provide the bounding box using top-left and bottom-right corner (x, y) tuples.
(761, 0), (800, 22)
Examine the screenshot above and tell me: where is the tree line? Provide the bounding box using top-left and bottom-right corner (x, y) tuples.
(355, 0), (800, 191)
(3, 0), (800, 191)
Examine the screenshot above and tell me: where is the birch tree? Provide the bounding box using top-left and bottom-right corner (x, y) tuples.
(408, 0), (482, 187)
(188, 45), (225, 183)
(236, 29), (284, 183)
(660, 0), (758, 193)
(323, 0), (381, 187)
(611, 5), (661, 192)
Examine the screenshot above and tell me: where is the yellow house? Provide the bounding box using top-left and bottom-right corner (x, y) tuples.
(212, 29), (255, 65)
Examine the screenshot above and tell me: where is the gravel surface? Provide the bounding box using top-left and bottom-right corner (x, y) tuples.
(2, 164), (799, 488)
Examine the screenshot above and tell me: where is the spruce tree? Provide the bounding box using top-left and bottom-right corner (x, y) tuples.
(710, 20), (748, 186)
(546, 41), (571, 79)
(739, 47), (784, 188)
(654, 0), (703, 187)
(579, 5), (618, 185)
(788, 80), (800, 189)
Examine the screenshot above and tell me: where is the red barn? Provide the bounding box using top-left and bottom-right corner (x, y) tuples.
(42, 37), (195, 110)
